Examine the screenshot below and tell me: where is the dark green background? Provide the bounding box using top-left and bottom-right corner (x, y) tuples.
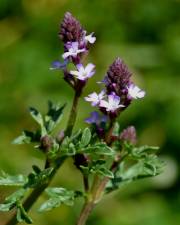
(0, 0), (180, 224)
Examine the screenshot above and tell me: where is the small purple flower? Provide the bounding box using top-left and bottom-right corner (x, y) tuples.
(50, 59), (68, 70)
(100, 93), (124, 112)
(127, 84), (145, 99)
(85, 111), (107, 124)
(62, 42), (86, 59)
(85, 32), (96, 44)
(84, 90), (105, 106)
(70, 63), (95, 80)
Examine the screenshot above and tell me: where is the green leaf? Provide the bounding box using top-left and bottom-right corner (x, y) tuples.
(81, 128), (91, 147)
(116, 155), (164, 181)
(39, 187), (75, 212)
(0, 203), (14, 211)
(26, 167), (53, 188)
(12, 130), (41, 145)
(131, 145), (159, 158)
(60, 137), (76, 156)
(12, 132), (31, 145)
(83, 143), (114, 156)
(16, 203), (33, 224)
(29, 107), (47, 136)
(0, 172), (27, 186)
(45, 102), (66, 133)
(0, 189), (27, 212)
(5, 189), (26, 203)
(94, 166), (114, 178)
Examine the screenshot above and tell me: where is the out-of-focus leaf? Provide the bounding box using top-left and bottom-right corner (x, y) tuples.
(95, 166), (114, 178)
(12, 130), (41, 145)
(0, 203), (14, 212)
(0, 172), (27, 186)
(81, 128), (91, 147)
(38, 187), (75, 212)
(0, 189), (26, 212)
(25, 167), (53, 188)
(131, 145), (159, 158)
(83, 143), (114, 156)
(29, 107), (47, 136)
(45, 102), (66, 133)
(16, 203), (33, 224)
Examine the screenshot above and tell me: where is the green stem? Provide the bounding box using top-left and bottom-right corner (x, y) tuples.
(6, 91), (80, 225)
(76, 118), (118, 225)
(65, 91), (80, 137)
(6, 157), (66, 225)
(76, 201), (95, 225)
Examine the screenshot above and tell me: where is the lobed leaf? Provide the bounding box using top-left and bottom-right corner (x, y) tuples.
(0, 172), (27, 186)
(39, 187), (75, 212)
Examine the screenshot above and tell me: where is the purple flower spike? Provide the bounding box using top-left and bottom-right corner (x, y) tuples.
(85, 111), (107, 124)
(70, 63), (95, 80)
(59, 12), (85, 43)
(84, 90), (105, 106)
(127, 84), (146, 99)
(100, 93), (124, 112)
(50, 59), (68, 70)
(62, 42), (86, 59)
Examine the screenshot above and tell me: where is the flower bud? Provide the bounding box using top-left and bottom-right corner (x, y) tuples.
(119, 126), (137, 145)
(106, 58), (132, 107)
(39, 135), (53, 152)
(59, 12), (85, 43)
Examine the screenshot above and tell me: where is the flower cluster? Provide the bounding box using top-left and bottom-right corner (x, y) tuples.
(85, 58), (145, 119)
(51, 12), (96, 91)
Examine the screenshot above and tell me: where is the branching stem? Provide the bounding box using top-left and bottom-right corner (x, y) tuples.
(6, 90), (80, 225)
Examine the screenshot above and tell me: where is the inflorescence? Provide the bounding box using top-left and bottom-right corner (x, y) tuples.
(51, 12), (145, 122)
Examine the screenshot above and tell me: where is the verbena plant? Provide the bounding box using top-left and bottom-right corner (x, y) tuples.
(0, 12), (164, 225)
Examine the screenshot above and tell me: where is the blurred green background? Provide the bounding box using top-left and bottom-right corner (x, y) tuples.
(0, 0), (180, 224)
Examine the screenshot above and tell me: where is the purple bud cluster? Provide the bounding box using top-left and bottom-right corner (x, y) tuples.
(51, 12), (96, 93)
(85, 58), (145, 119)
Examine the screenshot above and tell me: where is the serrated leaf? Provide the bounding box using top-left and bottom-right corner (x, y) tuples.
(39, 187), (75, 212)
(83, 143), (114, 156)
(29, 107), (47, 136)
(45, 102), (66, 133)
(26, 167), (53, 188)
(0, 203), (14, 211)
(81, 128), (91, 147)
(0, 172), (27, 186)
(96, 166), (114, 178)
(131, 145), (159, 158)
(12, 132), (31, 145)
(5, 189), (26, 203)
(0, 189), (27, 212)
(38, 197), (62, 212)
(12, 130), (41, 145)
(116, 155), (164, 181)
